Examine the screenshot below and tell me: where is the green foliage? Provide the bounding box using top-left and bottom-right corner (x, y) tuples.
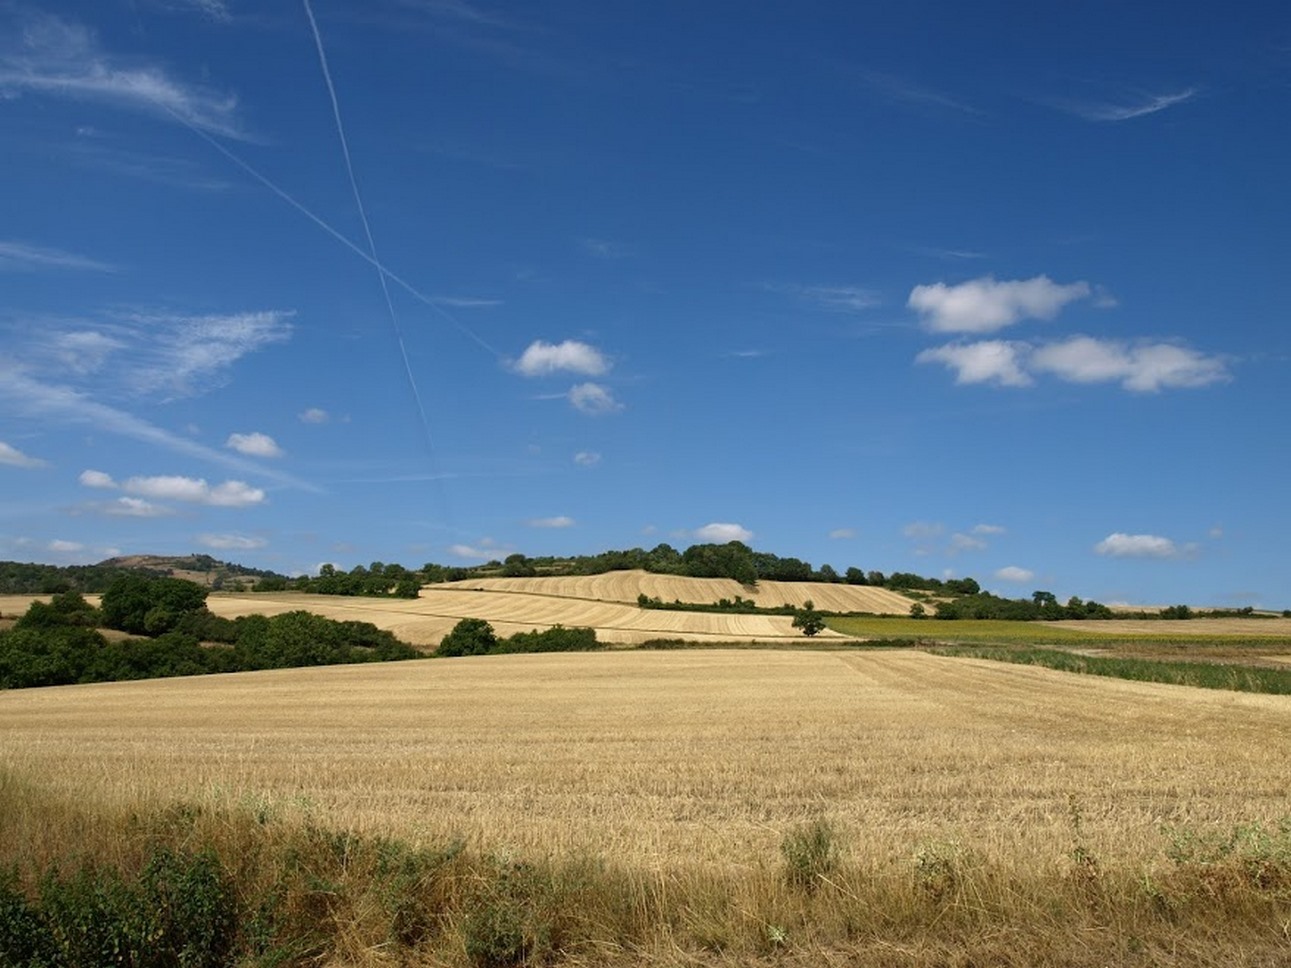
(792, 601), (825, 637)
(781, 819), (840, 892)
(437, 621), (600, 658)
(435, 618), (499, 657)
(1160, 604), (1194, 620)
(909, 603), (927, 619)
(100, 575), (208, 637)
(0, 848), (237, 967)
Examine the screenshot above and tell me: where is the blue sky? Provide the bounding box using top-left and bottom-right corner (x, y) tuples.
(2, 0), (1288, 607)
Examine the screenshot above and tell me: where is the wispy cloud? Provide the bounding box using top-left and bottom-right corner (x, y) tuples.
(198, 533), (268, 551)
(153, 0), (233, 23)
(573, 450), (601, 467)
(0, 440), (48, 469)
(0, 13), (246, 139)
(909, 275), (1092, 334)
(14, 310), (293, 400)
(299, 407), (330, 424)
(432, 295), (504, 308)
(0, 240), (115, 273)
(67, 140), (232, 192)
(0, 364), (311, 487)
(853, 70), (982, 116)
(765, 282), (880, 313)
(828, 528), (856, 540)
(1059, 87), (1199, 122)
(513, 339), (610, 377)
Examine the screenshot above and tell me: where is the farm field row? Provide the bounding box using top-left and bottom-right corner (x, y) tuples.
(827, 614), (1291, 645)
(448, 570), (922, 613)
(2, 649), (1289, 870)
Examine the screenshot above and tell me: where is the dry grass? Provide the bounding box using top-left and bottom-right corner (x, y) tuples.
(3, 649), (1291, 964)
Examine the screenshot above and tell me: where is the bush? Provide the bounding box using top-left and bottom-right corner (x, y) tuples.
(436, 619), (498, 657)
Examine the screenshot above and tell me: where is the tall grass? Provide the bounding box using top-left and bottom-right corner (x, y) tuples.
(2, 771), (1290, 967)
(934, 645), (1291, 695)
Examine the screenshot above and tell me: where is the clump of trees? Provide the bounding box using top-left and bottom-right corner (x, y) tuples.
(932, 590), (1114, 621)
(266, 562), (421, 598)
(792, 601), (825, 637)
(0, 578), (422, 690)
(435, 619), (600, 658)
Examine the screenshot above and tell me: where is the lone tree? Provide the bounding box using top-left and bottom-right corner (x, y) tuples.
(792, 600), (825, 637)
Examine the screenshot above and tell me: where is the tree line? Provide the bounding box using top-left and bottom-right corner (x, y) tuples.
(0, 575), (420, 690)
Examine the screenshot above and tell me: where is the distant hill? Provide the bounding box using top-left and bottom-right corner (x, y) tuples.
(0, 555), (286, 594)
(97, 554), (286, 588)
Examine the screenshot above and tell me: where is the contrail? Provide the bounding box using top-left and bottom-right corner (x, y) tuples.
(300, 0), (438, 464)
(159, 107), (501, 359)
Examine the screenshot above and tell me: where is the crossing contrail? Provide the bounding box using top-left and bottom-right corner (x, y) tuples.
(301, 0), (440, 464)
(160, 101), (501, 360)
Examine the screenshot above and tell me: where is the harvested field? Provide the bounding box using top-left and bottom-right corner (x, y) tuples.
(449, 570), (921, 613)
(2, 649), (1289, 869)
(203, 589), (839, 646)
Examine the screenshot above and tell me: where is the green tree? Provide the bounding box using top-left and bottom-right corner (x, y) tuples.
(792, 601), (825, 637)
(100, 575), (208, 637)
(909, 603), (927, 619)
(436, 618), (498, 657)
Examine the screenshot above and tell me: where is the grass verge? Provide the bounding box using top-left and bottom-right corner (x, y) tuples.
(3, 769), (1291, 967)
(932, 645), (1291, 695)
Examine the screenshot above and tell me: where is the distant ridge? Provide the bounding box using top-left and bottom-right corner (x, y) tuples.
(96, 554), (286, 588)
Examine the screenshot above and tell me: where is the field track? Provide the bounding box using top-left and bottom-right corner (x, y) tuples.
(2, 649), (1289, 869)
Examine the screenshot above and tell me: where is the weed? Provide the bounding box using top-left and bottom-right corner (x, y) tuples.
(781, 818), (840, 893)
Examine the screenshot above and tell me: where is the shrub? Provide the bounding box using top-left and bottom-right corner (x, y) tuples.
(436, 618), (498, 657)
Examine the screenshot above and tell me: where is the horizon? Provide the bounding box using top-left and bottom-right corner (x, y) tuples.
(2, 1), (1288, 608)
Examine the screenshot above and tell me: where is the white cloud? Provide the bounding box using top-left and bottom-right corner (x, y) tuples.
(0, 14), (246, 139)
(908, 275), (1091, 333)
(1030, 337), (1229, 392)
(226, 432), (284, 458)
(299, 407), (330, 424)
(994, 565), (1035, 583)
(48, 330), (123, 375)
(693, 522), (753, 543)
(573, 450), (601, 466)
(916, 340), (1033, 387)
(1094, 532), (1181, 559)
(568, 382), (623, 415)
(104, 496), (171, 518)
(972, 523), (1006, 535)
(79, 469), (116, 488)
(0, 240), (115, 273)
(0, 441), (47, 468)
(528, 516), (575, 529)
(829, 528), (856, 540)
(198, 533), (267, 550)
(157, 0), (232, 23)
(48, 539), (84, 553)
(514, 340), (610, 377)
(121, 475), (266, 507)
